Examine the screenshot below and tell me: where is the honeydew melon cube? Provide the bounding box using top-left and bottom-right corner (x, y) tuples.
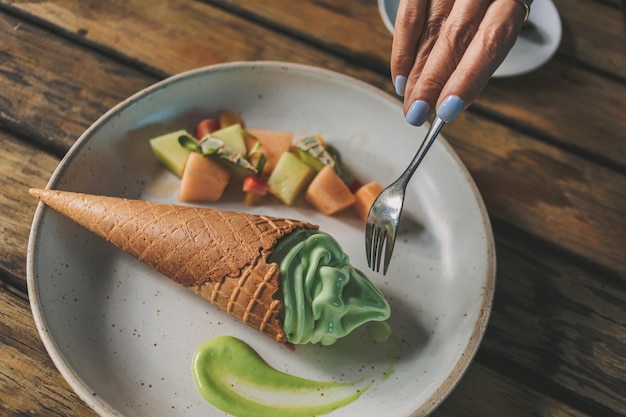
(210, 124), (247, 156)
(267, 152), (313, 205)
(149, 129), (193, 177)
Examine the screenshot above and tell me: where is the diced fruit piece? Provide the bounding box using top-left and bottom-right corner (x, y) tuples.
(216, 148), (258, 179)
(349, 179), (363, 194)
(211, 124), (247, 156)
(178, 152), (231, 203)
(295, 135), (337, 173)
(267, 152), (313, 206)
(245, 128), (294, 175)
(195, 118), (220, 140)
(353, 181), (384, 222)
(149, 129), (193, 178)
(242, 176), (269, 196)
(196, 136), (258, 180)
(243, 192), (264, 206)
(219, 110), (244, 128)
(305, 165), (356, 216)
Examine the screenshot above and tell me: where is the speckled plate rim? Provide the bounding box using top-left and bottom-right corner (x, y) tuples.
(27, 61), (496, 417)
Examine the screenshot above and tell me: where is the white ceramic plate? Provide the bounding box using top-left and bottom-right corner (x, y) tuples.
(378, 0), (562, 77)
(27, 62), (495, 417)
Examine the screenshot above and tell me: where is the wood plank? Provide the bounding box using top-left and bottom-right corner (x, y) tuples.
(481, 223), (626, 416)
(3, 0), (625, 175)
(434, 364), (593, 417)
(0, 0), (388, 89)
(476, 60), (626, 171)
(445, 110), (626, 276)
(0, 130), (59, 293)
(0, 289), (98, 416)
(204, 0), (393, 73)
(0, 12), (156, 151)
(0, 3), (624, 417)
(554, 0), (626, 78)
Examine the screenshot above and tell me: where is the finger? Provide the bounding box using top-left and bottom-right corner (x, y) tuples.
(401, 0), (455, 111)
(404, 0), (491, 125)
(437, 0), (527, 115)
(390, 0), (428, 96)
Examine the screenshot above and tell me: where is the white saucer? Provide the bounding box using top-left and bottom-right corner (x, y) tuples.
(377, 0), (562, 77)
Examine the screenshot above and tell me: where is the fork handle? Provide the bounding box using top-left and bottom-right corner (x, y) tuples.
(397, 116), (446, 188)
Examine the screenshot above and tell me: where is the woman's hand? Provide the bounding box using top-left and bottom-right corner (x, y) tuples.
(391, 0), (531, 125)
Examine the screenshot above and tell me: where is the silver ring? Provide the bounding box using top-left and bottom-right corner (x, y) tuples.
(511, 0), (531, 22)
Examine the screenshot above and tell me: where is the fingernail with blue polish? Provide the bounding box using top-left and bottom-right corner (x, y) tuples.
(406, 100), (430, 126)
(394, 75), (407, 97)
(436, 95), (464, 122)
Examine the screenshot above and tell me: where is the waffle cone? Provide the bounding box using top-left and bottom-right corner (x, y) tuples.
(30, 188), (318, 344)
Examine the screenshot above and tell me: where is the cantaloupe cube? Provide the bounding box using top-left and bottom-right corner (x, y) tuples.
(245, 128), (294, 175)
(354, 181), (384, 222)
(305, 165), (356, 216)
(178, 152), (231, 203)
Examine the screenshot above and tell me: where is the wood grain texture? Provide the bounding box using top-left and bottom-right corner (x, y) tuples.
(3, 0), (624, 173)
(205, 0), (393, 72)
(0, 1), (624, 416)
(477, 60), (626, 171)
(553, 0), (626, 78)
(0, 289), (98, 416)
(0, 12), (156, 152)
(0, 131), (59, 292)
(444, 111), (626, 276)
(0, 0), (389, 88)
(434, 364), (593, 417)
(483, 223), (626, 416)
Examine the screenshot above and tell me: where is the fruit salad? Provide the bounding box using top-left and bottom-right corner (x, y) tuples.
(149, 110), (383, 220)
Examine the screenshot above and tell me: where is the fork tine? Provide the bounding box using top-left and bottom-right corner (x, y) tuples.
(374, 228), (386, 273)
(365, 222), (374, 267)
(369, 226), (378, 271)
(382, 228), (397, 275)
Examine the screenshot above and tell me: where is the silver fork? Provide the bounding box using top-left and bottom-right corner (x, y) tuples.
(365, 116), (446, 275)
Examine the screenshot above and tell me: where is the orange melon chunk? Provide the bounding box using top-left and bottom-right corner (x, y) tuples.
(178, 152), (231, 203)
(245, 128), (294, 175)
(305, 165), (356, 216)
(354, 181), (384, 222)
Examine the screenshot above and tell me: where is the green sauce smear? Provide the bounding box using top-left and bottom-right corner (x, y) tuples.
(270, 229), (391, 345)
(192, 336), (371, 417)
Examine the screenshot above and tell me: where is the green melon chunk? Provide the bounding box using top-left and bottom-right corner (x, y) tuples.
(210, 124), (247, 156)
(268, 152), (313, 205)
(149, 129), (193, 177)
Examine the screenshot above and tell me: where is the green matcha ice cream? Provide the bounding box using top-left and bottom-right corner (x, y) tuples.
(270, 229), (391, 346)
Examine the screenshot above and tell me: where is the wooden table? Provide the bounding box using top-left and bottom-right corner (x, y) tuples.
(1, 1), (624, 416)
